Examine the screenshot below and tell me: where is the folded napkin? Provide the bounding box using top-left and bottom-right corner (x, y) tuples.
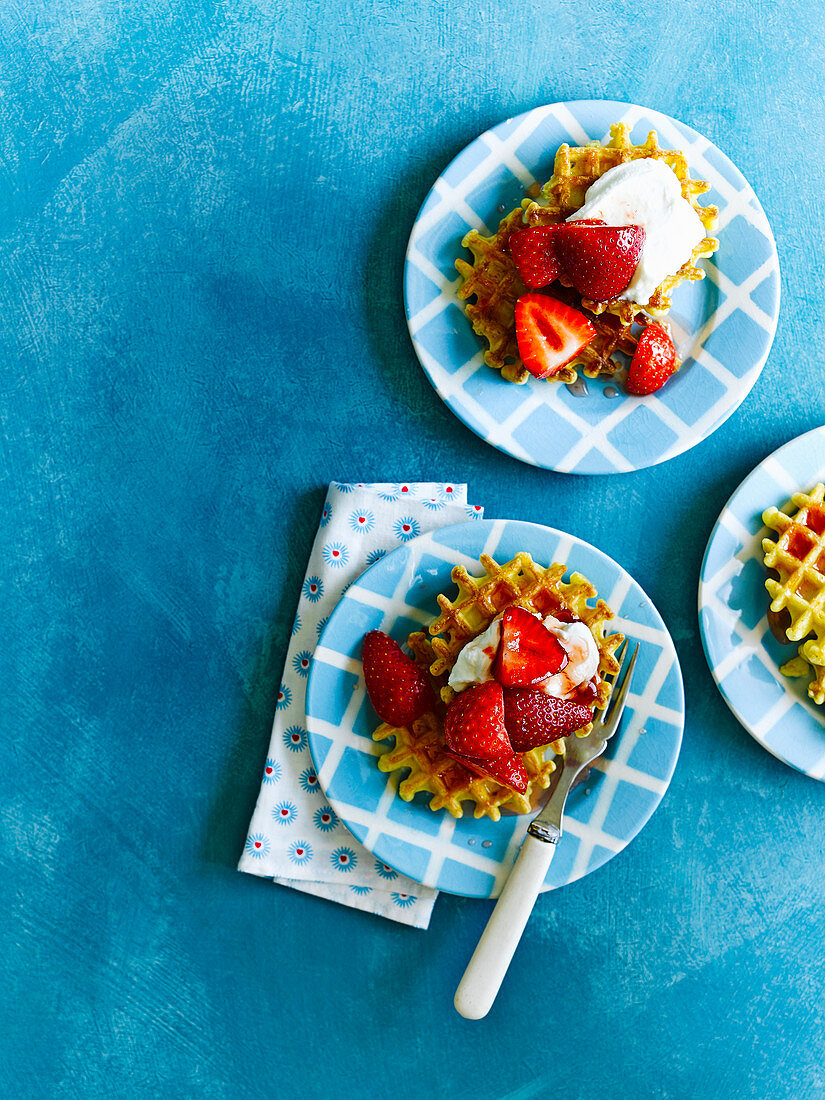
(239, 481), (483, 928)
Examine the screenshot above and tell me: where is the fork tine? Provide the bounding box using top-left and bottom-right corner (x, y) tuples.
(595, 642), (639, 737)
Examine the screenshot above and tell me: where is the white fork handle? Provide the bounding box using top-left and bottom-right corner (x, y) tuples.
(454, 834), (557, 1019)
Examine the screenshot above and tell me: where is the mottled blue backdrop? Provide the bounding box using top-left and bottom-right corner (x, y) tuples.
(2, 1), (824, 1097)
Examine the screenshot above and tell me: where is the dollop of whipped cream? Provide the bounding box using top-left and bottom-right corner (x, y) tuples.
(566, 159), (706, 305)
(448, 618), (502, 692)
(446, 613), (599, 699)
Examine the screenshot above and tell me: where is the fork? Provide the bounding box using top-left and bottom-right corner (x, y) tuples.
(453, 641), (639, 1020)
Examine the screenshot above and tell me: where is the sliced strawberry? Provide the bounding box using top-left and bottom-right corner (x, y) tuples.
(503, 688), (593, 751)
(444, 681), (512, 759)
(625, 322), (680, 396)
(514, 292), (596, 380)
(509, 226), (563, 289)
(445, 749), (529, 794)
(362, 630), (437, 727)
(554, 223), (645, 302)
(494, 606), (568, 687)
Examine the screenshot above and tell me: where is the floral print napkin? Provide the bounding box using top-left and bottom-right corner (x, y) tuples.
(238, 482), (483, 928)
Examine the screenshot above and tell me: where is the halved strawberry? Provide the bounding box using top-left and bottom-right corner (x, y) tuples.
(514, 292), (596, 380)
(444, 681), (512, 759)
(445, 749), (529, 794)
(625, 322), (680, 395)
(362, 630), (437, 727)
(494, 606), (568, 687)
(509, 226), (563, 289)
(509, 221), (609, 291)
(554, 223), (645, 302)
(503, 688), (593, 751)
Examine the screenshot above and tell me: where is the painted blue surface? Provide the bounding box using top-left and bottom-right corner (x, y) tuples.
(1, 2), (824, 1098)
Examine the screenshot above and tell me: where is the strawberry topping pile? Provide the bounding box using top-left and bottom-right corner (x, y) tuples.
(506, 216), (679, 395)
(363, 607), (599, 796)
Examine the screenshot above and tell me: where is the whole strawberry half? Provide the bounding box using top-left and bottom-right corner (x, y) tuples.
(509, 226), (563, 289)
(445, 749), (529, 794)
(503, 688), (593, 752)
(444, 681), (512, 759)
(554, 223), (645, 302)
(494, 606), (568, 687)
(625, 322), (680, 396)
(514, 292), (596, 380)
(362, 630), (437, 727)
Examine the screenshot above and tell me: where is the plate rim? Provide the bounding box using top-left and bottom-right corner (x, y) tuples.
(697, 425), (825, 780)
(306, 516), (686, 897)
(403, 97), (781, 475)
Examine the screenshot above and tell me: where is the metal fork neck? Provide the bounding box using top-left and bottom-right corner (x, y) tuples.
(527, 819), (561, 844)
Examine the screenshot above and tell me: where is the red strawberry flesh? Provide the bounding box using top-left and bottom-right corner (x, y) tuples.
(503, 688), (593, 752)
(444, 681), (512, 759)
(445, 749), (529, 794)
(362, 630), (437, 727)
(494, 606), (568, 687)
(514, 292), (596, 379)
(554, 223), (645, 302)
(625, 322), (680, 396)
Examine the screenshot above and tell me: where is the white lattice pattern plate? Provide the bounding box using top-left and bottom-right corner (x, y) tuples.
(404, 100), (780, 474)
(305, 519), (684, 898)
(699, 427), (825, 780)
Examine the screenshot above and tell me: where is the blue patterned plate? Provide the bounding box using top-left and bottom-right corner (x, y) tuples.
(305, 519), (684, 898)
(699, 427), (825, 781)
(404, 100), (779, 474)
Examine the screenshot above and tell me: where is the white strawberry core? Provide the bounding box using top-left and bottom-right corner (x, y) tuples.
(446, 612), (599, 698)
(567, 159), (705, 306)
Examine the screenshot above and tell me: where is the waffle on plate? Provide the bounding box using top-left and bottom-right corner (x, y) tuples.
(455, 122), (719, 385)
(763, 483), (825, 704)
(373, 552), (625, 820)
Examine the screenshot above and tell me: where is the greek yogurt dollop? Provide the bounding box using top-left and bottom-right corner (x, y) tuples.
(567, 159), (706, 305)
(447, 613), (599, 699)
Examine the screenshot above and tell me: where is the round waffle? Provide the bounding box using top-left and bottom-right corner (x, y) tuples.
(455, 122), (718, 384)
(373, 552), (625, 820)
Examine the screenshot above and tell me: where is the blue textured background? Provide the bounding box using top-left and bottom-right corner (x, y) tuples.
(2, 2), (824, 1097)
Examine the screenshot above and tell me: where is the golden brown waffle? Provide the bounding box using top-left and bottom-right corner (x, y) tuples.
(374, 712), (555, 820)
(763, 484), (825, 704)
(526, 123), (719, 323)
(777, 653), (825, 706)
(455, 122), (718, 383)
(373, 552), (625, 820)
